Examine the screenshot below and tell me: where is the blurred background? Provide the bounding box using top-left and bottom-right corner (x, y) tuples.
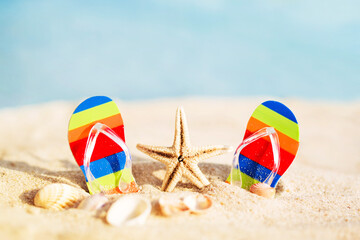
(0, 0), (359, 108)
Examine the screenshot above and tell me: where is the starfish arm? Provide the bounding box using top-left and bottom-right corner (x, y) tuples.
(173, 107), (191, 154)
(190, 145), (233, 163)
(182, 162), (209, 188)
(161, 162), (184, 192)
(136, 144), (175, 165)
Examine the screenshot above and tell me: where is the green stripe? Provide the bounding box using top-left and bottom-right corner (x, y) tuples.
(86, 168), (135, 194)
(240, 172), (260, 190)
(69, 101), (119, 130)
(252, 105), (299, 141)
(226, 168), (241, 182)
(226, 169), (260, 190)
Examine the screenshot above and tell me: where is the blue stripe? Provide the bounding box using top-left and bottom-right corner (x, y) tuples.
(237, 154), (281, 187)
(80, 151), (126, 181)
(73, 96), (113, 114)
(261, 100), (298, 124)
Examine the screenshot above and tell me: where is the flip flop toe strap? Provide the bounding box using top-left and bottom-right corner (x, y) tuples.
(83, 123), (135, 194)
(230, 127), (280, 187)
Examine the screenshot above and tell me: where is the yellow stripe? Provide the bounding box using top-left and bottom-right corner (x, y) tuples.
(69, 101), (119, 130)
(226, 168), (241, 182)
(252, 105), (299, 141)
(240, 172), (260, 190)
(226, 169), (260, 190)
(86, 168), (135, 194)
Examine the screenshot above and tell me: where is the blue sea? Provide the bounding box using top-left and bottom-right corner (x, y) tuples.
(0, 0), (359, 108)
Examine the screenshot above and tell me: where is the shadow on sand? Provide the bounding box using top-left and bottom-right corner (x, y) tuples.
(131, 154), (231, 190)
(0, 157), (86, 205)
(0, 152), (231, 205)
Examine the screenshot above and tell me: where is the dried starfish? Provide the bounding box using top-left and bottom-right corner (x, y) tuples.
(136, 107), (232, 192)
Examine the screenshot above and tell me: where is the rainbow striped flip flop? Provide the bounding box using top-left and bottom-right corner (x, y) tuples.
(68, 96), (138, 195)
(227, 100), (299, 190)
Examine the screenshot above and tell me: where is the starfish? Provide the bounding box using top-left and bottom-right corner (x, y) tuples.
(136, 107), (232, 192)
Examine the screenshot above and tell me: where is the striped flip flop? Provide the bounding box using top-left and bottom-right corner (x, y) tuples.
(227, 100), (299, 190)
(68, 96), (138, 195)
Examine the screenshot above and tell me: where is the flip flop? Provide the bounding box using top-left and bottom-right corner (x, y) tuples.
(68, 96), (138, 195)
(226, 100), (299, 190)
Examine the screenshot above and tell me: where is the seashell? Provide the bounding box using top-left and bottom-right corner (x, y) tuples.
(106, 195), (151, 226)
(183, 194), (212, 214)
(249, 183), (276, 198)
(158, 195), (189, 217)
(34, 183), (89, 210)
(77, 193), (108, 211)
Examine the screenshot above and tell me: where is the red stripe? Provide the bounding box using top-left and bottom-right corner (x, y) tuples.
(241, 130), (295, 176)
(69, 125), (125, 166)
(246, 117), (299, 155)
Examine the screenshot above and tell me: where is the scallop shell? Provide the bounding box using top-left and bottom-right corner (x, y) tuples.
(183, 194), (212, 214)
(77, 193), (109, 211)
(158, 195), (189, 217)
(249, 183), (276, 198)
(34, 183), (89, 210)
(106, 195), (151, 226)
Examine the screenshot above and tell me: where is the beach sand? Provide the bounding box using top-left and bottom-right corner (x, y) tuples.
(0, 98), (359, 240)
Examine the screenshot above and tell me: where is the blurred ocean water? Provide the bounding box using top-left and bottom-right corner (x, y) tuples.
(0, 0), (359, 108)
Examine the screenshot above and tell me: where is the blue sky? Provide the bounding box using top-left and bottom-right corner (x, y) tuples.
(0, 0), (359, 107)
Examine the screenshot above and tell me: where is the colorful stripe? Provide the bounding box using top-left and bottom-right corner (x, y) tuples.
(226, 167), (242, 183)
(85, 168), (135, 194)
(69, 101), (120, 130)
(226, 168), (261, 190)
(252, 104), (299, 141)
(80, 152), (126, 181)
(238, 154), (281, 188)
(262, 101), (298, 123)
(239, 172), (260, 190)
(73, 96), (112, 114)
(68, 114), (123, 144)
(70, 125), (125, 166)
(242, 130), (295, 176)
(246, 117), (299, 156)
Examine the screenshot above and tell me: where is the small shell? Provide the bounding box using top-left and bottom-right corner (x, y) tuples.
(249, 183), (276, 198)
(34, 183), (89, 210)
(183, 194), (212, 214)
(106, 195), (151, 226)
(158, 195), (189, 217)
(77, 193), (108, 211)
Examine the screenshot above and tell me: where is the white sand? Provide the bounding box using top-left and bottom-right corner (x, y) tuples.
(0, 98), (359, 240)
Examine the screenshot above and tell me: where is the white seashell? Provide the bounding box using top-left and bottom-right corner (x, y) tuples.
(34, 183), (89, 210)
(183, 194), (212, 214)
(249, 183), (276, 198)
(77, 193), (109, 211)
(106, 195), (151, 226)
(158, 195), (189, 217)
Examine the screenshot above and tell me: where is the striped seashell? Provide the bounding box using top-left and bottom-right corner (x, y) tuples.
(77, 193), (108, 211)
(34, 183), (89, 210)
(249, 183), (276, 198)
(183, 194), (212, 214)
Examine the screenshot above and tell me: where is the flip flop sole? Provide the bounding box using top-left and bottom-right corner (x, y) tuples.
(228, 101), (299, 189)
(68, 96), (136, 194)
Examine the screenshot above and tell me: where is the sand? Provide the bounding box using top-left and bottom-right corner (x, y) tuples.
(0, 98), (359, 240)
